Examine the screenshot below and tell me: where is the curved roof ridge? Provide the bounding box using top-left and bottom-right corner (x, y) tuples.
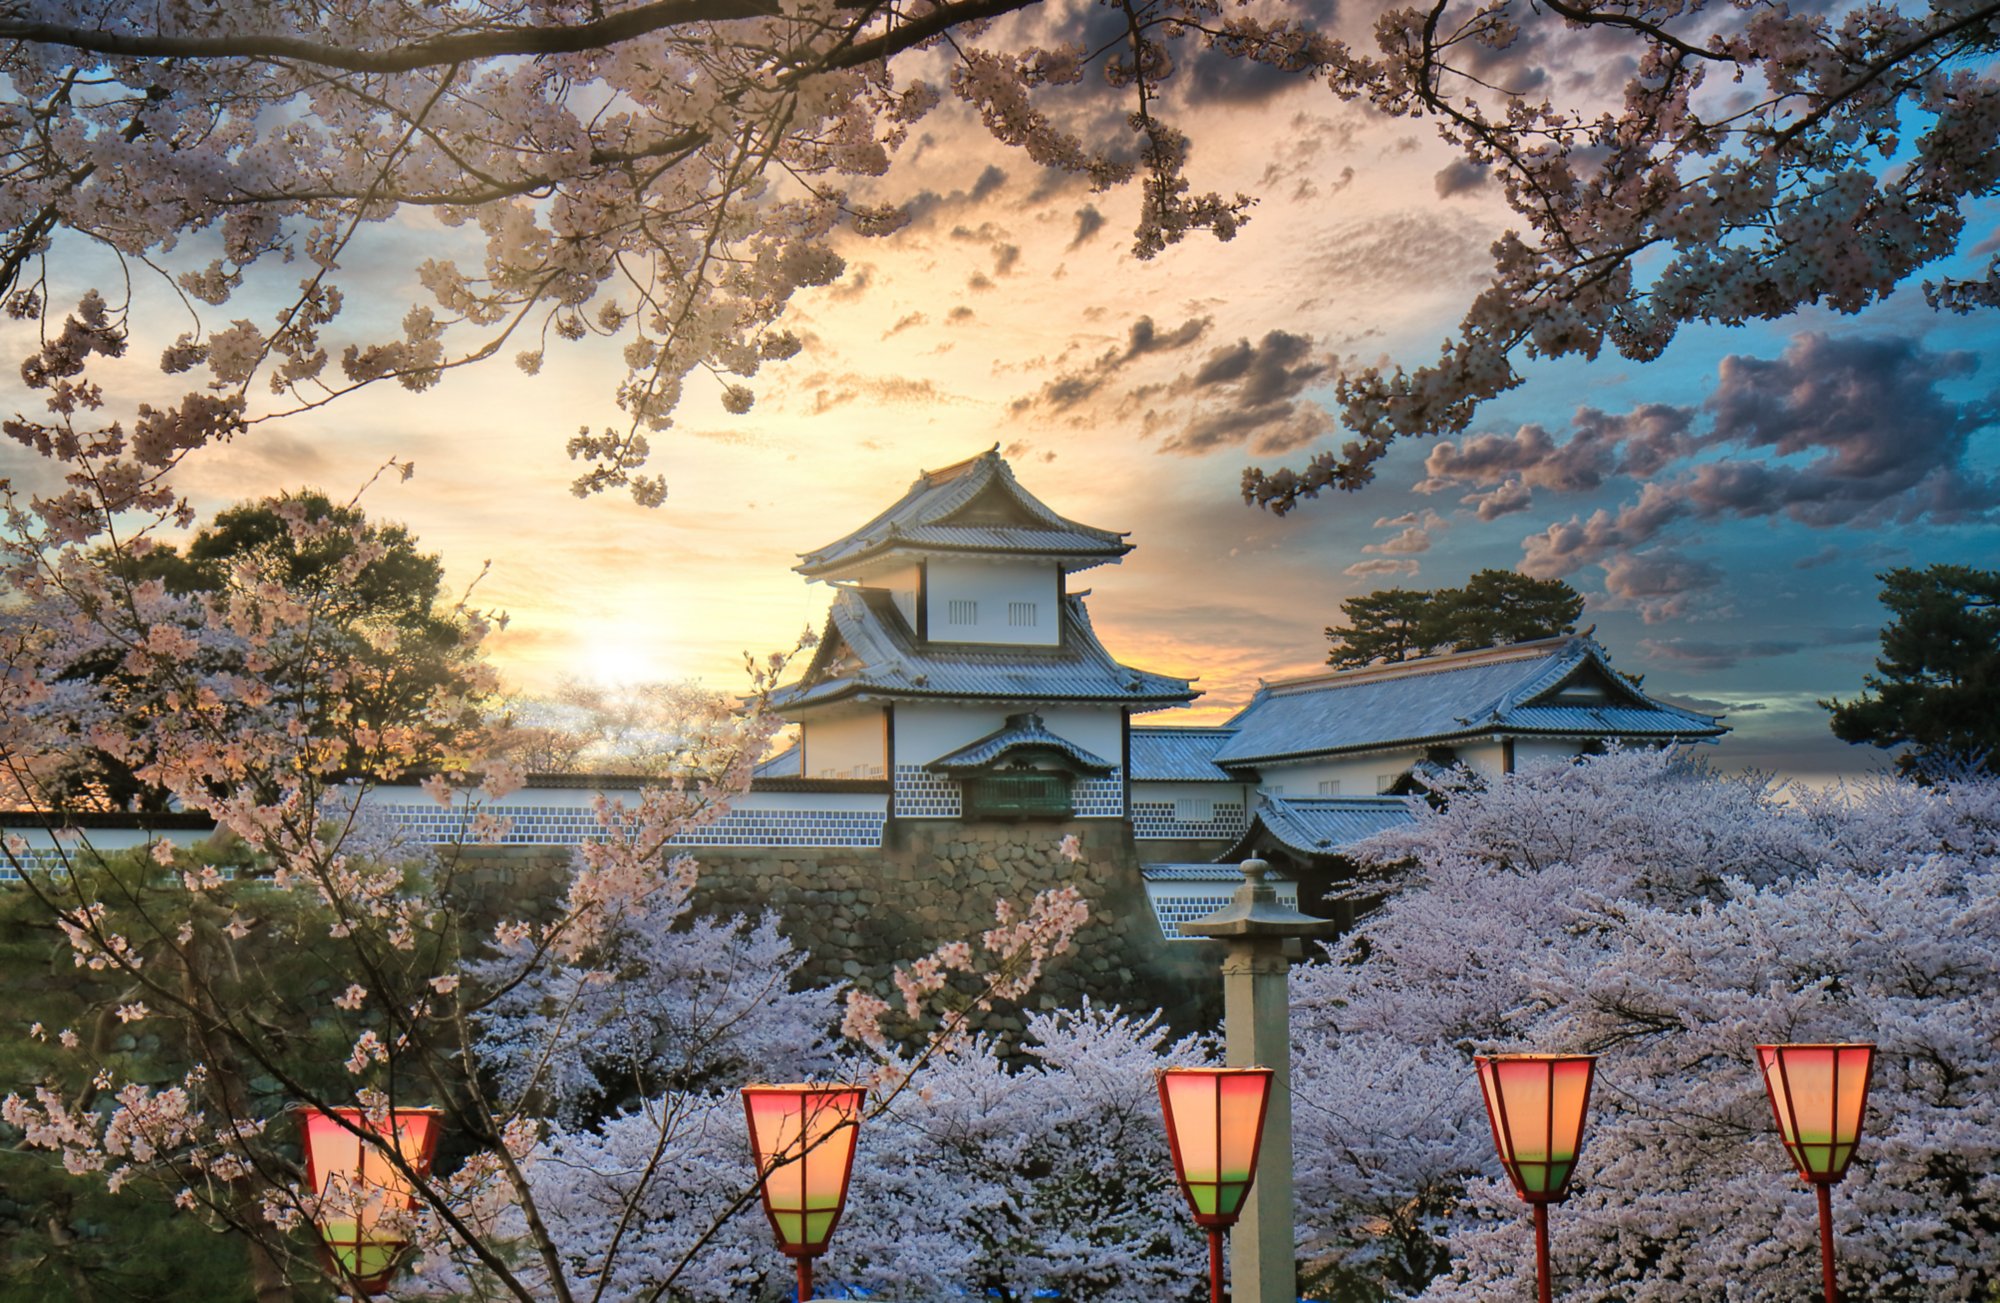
(768, 584), (1198, 711)
(1264, 634), (1584, 695)
(795, 451), (1132, 577)
(1218, 789), (1419, 860)
(1209, 633), (1723, 765)
(928, 713), (1116, 774)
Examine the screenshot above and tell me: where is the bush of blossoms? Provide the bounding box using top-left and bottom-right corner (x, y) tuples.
(1290, 748), (2000, 1301)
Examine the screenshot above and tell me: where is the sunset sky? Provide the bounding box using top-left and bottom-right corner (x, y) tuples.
(3, 36), (1997, 785)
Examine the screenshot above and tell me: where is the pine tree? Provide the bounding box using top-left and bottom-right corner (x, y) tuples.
(1824, 565), (2000, 777)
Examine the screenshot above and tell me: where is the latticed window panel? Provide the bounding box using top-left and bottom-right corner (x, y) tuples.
(1146, 879), (1300, 940)
(1130, 801), (1248, 840)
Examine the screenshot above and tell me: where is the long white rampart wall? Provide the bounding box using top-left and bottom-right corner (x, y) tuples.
(355, 783), (889, 849)
(0, 826), (211, 881)
(1, 784), (892, 870)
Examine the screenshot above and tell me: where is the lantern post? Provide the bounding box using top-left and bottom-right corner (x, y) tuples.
(300, 1105), (445, 1298)
(741, 1084), (865, 1302)
(1179, 859), (1337, 1303)
(1756, 1043), (1876, 1303)
(1473, 1054), (1598, 1303)
(1158, 1067), (1276, 1303)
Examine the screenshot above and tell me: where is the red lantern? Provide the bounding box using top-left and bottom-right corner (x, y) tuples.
(1474, 1054), (1596, 1303)
(1158, 1067), (1274, 1303)
(741, 1084), (864, 1302)
(301, 1106), (444, 1296)
(1758, 1043), (1876, 1303)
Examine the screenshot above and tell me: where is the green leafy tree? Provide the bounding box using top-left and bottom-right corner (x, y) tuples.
(0, 839), (338, 1303)
(1824, 565), (2000, 778)
(1326, 571), (1584, 668)
(43, 489), (489, 812)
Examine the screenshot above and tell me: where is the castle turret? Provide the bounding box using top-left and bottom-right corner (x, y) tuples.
(770, 447), (1195, 822)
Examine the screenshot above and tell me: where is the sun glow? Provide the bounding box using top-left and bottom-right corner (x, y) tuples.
(578, 637), (671, 688)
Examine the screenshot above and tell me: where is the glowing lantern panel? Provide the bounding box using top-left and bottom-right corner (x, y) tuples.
(1158, 1067), (1274, 1228)
(1475, 1055), (1596, 1204)
(1758, 1044), (1874, 1184)
(301, 1107), (444, 1295)
(742, 1085), (864, 1257)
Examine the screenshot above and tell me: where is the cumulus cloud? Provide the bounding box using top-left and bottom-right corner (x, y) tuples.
(1304, 211), (1492, 295)
(1366, 526), (1432, 555)
(1419, 403), (1695, 497)
(1462, 477), (1532, 520)
(1154, 329), (1335, 455)
(1012, 314), (1213, 414)
(1344, 558), (1421, 578)
(805, 373), (958, 414)
(1468, 331), (2000, 620)
(1434, 158), (1489, 197)
(1639, 637), (1808, 671)
(1698, 332), (2000, 525)
(1009, 317), (1340, 459)
(1639, 626), (1875, 670)
(1519, 481), (1690, 578)
(1069, 205), (1107, 249)
(1599, 548), (1726, 624)
(1363, 508), (1445, 555)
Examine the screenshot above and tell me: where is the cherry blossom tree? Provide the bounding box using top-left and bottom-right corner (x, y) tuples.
(1, 0), (1993, 508)
(0, 399), (1099, 1299)
(471, 1003), (1212, 1301)
(1290, 749), (2000, 1300)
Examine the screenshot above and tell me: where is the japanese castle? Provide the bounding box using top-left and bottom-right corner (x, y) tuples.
(2, 449), (1728, 944)
(753, 448), (1727, 934)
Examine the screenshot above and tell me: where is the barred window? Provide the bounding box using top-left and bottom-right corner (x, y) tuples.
(1008, 601), (1037, 627)
(947, 599), (977, 625)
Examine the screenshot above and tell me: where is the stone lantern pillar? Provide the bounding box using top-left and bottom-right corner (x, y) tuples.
(1180, 859), (1337, 1303)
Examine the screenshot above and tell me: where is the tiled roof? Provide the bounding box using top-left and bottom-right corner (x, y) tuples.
(1234, 793), (1417, 857)
(1213, 636), (1724, 765)
(796, 447), (1131, 577)
(754, 744), (801, 777)
(771, 588), (1198, 712)
(1141, 862), (1292, 883)
(929, 713), (1115, 774)
(1130, 727), (1240, 781)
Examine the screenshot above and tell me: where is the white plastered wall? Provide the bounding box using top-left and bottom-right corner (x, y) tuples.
(1456, 741), (1510, 778)
(1129, 780), (1253, 818)
(1514, 738), (1590, 769)
(1253, 751), (1429, 796)
(1254, 737), (1592, 792)
(894, 702), (1124, 766)
(923, 558), (1061, 646)
(861, 562), (922, 629)
(802, 706), (888, 778)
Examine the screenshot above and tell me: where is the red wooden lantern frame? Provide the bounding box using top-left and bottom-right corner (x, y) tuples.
(1157, 1066), (1275, 1303)
(741, 1083), (865, 1302)
(1757, 1042), (1877, 1303)
(300, 1105), (444, 1297)
(1474, 1054), (1597, 1303)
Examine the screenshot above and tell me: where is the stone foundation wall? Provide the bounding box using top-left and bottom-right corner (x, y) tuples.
(447, 819), (1220, 1035)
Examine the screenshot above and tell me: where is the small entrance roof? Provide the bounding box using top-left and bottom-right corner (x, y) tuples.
(928, 713), (1117, 774)
(1220, 793), (1418, 862)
